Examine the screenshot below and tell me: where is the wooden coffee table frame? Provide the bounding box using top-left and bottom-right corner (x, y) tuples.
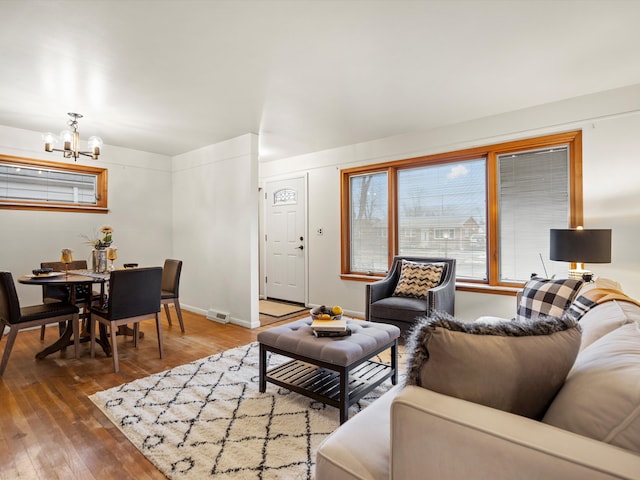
(259, 339), (398, 424)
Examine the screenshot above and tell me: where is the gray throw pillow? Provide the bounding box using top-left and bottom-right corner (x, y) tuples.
(405, 311), (582, 419)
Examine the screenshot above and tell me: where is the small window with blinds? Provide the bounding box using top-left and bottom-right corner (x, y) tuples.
(0, 155), (108, 213)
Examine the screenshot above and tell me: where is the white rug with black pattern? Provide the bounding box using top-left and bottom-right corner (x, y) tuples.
(89, 342), (399, 480)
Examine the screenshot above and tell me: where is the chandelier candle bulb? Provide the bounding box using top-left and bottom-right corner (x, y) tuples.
(88, 136), (103, 158)
(42, 132), (55, 151)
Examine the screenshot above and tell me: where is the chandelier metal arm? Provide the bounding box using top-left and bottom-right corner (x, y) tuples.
(44, 146), (100, 160)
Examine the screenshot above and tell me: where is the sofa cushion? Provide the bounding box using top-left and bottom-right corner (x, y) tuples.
(405, 311), (581, 419)
(543, 323), (640, 454)
(316, 385), (400, 480)
(392, 260), (443, 299)
(370, 295), (428, 323)
(576, 300), (635, 351)
(517, 277), (583, 321)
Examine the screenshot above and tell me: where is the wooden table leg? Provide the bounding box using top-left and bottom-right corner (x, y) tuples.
(35, 321), (73, 359)
(391, 339), (398, 385)
(339, 366), (349, 424)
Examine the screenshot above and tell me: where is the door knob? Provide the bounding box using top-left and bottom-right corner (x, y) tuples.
(297, 245), (304, 250)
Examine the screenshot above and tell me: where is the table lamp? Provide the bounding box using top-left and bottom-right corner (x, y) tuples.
(107, 247), (118, 271)
(60, 248), (73, 276)
(550, 227), (611, 281)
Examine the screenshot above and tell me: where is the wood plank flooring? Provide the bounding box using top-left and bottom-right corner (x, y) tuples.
(0, 309), (305, 480)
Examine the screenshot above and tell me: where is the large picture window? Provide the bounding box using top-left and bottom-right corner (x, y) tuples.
(340, 131), (582, 290)
(0, 155), (108, 213)
(397, 158), (487, 279)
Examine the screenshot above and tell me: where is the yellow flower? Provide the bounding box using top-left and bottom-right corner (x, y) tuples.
(82, 225), (114, 249)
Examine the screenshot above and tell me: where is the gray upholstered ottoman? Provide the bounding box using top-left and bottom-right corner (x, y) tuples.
(257, 317), (400, 423)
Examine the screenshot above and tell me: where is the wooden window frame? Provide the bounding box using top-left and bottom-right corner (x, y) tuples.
(0, 154), (108, 213)
(340, 131), (583, 293)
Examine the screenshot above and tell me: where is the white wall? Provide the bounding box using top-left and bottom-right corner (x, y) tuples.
(0, 124), (173, 306)
(260, 84), (640, 321)
(3, 84), (639, 326)
(1, 125), (261, 328)
(172, 134), (260, 328)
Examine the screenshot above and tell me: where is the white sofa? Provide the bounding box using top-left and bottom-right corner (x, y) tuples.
(316, 296), (640, 480)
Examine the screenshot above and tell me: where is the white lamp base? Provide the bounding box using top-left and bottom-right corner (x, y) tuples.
(568, 268), (589, 280)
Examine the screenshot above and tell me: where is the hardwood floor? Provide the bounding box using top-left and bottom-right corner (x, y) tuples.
(0, 309), (305, 480)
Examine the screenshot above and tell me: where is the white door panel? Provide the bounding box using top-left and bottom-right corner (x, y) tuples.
(265, 177), (305, 303)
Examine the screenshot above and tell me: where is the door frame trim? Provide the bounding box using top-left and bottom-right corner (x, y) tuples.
(260, 173), (309, 306)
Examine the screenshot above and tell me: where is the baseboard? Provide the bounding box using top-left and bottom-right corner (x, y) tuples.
(181, 304), (260, 329)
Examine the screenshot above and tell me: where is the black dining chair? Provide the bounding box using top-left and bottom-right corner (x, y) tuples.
(161, 259), (184, 333)
(39, 260), (100, 340)
(89, 267), (163, 373)
(0, 271), (80, 377)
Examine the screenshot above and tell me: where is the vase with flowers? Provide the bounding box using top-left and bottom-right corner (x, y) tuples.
(82, 226), (115, 272)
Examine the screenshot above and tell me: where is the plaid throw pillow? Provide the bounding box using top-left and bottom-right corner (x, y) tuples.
(393, 260), (444, 299)
(563, 294), (598, 322)
(517, 277), (583, 321)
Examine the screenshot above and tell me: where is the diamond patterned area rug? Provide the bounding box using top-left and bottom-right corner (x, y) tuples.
(89, 342), (401, 480)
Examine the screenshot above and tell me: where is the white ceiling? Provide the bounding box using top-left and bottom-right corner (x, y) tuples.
(1, 0), (640, 162)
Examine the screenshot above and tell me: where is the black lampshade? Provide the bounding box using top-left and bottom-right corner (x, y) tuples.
(550, 229), (612, 263)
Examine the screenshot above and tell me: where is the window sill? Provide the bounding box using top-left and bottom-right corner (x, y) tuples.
(340, 273), (386, 282)
(0, 202), (109, 214)
(456, 282), (520, 296)
(341, 274), (521, 296)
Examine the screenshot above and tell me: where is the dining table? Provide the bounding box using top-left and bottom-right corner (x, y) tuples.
(18, 269), (111, 359)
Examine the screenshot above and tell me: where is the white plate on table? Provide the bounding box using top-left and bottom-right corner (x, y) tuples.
(27, 272), (65, 278)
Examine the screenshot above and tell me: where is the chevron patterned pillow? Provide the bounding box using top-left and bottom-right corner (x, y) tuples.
(392, 260), (444, 299)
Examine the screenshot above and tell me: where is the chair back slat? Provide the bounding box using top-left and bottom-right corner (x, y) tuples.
(0, 271), (21, 325)
(108, 267), (162, 320)
(41, 260), (88, 271)
(161, 259), (182, 295)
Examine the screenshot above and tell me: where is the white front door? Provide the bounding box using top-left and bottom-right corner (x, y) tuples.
(265, 177), (306, 303)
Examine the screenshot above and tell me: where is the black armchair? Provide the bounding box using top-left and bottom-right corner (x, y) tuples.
(365, 256), (456, 337)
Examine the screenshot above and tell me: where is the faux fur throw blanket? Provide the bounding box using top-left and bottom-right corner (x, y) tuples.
(565, 287), (640, 321)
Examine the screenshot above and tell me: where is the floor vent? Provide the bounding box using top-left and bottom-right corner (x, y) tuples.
(206, 309), (230, 324)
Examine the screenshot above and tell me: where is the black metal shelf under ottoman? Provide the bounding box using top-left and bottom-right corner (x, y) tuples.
(258, 317), (400, 424)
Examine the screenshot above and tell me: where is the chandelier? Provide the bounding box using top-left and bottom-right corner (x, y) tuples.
(42, 112), (103, 161)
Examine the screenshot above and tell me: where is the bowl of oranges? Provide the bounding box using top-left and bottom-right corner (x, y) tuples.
(310, 305), (343, 321)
